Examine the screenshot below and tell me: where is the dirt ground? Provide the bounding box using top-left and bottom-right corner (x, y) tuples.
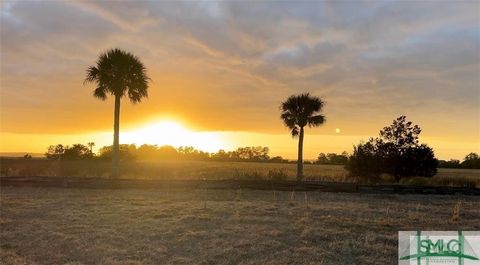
(1, 186), (479, 265)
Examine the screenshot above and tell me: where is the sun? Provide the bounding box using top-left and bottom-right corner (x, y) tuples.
(122, 120), (225, 152)
(133, 120), (189, 146)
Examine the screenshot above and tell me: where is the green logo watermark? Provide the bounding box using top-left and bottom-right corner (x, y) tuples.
(399, 231), (480, 265)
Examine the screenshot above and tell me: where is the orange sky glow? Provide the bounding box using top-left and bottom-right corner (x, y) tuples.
(1, 1), (479, 160)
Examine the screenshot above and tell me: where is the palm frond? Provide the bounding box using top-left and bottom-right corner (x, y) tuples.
(307, 114), (326, 127)
(84, 66), (99, 84)
(291, 126), (299, 137)
(280, 92), (326, 133)
(84, 48), (150, 102)
(93, 86), (107, 100)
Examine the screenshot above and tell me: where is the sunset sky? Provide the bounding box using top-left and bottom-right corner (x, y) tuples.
(1, 1), (479, 160)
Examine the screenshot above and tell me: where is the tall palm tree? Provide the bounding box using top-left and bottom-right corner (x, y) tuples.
(280, 93), (325, 181)
(84, 48), (150, 177)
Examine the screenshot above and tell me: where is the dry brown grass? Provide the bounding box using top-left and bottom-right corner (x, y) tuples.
(0, 159), (349, 181)
(2, 159), (480, 188)
(1, 186), (479, 264)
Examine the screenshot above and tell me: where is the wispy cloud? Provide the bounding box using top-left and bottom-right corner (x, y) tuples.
(1, 0), (478, 145)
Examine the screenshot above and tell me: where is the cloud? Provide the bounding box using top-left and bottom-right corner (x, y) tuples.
(65, 0), (155, 32)
(0, 0), (478, 143)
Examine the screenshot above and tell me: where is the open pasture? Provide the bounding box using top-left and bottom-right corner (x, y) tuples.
(1, 186), (479, 265)
(1, 159), (479, 187)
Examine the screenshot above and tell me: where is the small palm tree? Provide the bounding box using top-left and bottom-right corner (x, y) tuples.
(87, 142), (95, 153)
(84, 48), (150, 177)
(280, 93), (326, 181)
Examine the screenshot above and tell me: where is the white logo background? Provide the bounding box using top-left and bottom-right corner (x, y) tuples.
(398, 231), (480, 265)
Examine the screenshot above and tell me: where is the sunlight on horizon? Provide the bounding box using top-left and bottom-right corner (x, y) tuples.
(122, 120), (227, 153)
(0, 129), (477, 160)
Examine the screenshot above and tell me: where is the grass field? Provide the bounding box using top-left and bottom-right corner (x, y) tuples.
(2, 159), (479, 187)
(1, 186), (479, 265)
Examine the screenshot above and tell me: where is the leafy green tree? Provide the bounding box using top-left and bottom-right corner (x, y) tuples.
(280, 93), (326, 181)
(438, 159), (461, 168)
(317, 153), (329, 164)
(461, 153), (480, 169)
(45, 144), (93, 160)
(84, 48), (150, 177)
(232, 147), (270, 161)
(98, 144), (137, 162)
(269, 156), (288, 163)
(177, 146), (210, 160)
(156, 146), (180, 160)
(45, 144), (65, 160)
(317, 152), (348, 165)
(63, 144), (94, 160)
(211, 149), (229, 161)
(346, 116), (438, 181)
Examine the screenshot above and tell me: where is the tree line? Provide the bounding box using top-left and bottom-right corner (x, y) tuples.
(44, 141), (479, 172)
(43, 142), (349, 165)
(316, 152), (349, 165)
(438, 153), (480, 169)
(45, 144), (290, 163)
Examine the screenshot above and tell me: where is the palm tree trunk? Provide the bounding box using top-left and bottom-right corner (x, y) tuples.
(112, 95), (121, 178)
(297, 126), (304, 181)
